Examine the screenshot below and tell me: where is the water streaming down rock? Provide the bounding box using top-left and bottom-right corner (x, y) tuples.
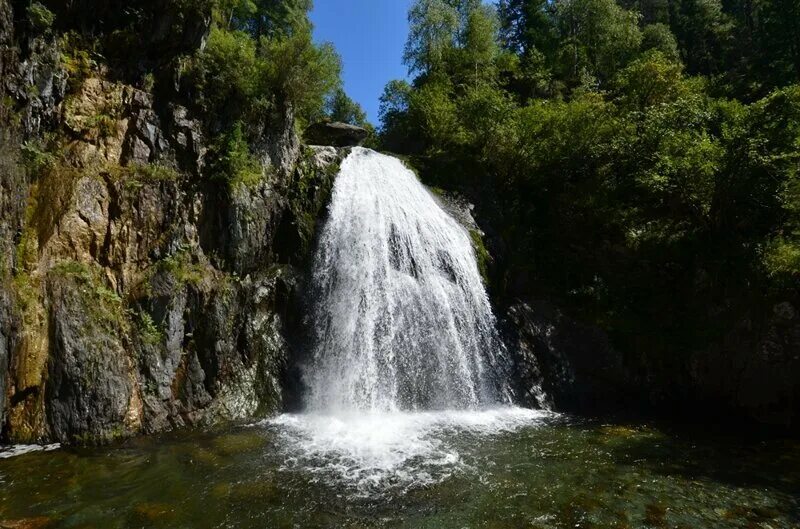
(303, 148), (512, 412)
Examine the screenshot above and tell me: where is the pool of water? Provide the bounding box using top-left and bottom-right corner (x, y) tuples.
(1, 409), (798, 529)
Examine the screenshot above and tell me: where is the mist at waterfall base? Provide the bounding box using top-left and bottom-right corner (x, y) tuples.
(267, 148), (548, 493)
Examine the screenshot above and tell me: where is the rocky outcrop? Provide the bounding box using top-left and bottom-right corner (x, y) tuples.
(45, 265), (140, 443)
(304, 121), (368, 147)
(0, 57), (346, 442)
(0, 141), (344, 444)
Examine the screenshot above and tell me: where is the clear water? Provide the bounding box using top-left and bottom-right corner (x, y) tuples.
(304, 147), (515, 412)
(1, 415), (798, 528)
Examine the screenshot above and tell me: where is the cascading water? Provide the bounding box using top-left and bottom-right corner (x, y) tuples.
(268, 148), (550, 493)
(303, 147), (509, 413)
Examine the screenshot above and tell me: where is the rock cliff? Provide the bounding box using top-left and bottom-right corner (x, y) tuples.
(0, 1), (347, 443)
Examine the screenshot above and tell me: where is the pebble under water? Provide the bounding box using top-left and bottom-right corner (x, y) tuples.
(1, 413), (798, 529)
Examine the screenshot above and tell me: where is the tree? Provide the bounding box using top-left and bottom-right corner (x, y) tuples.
(459, 3), (501, 86)
(668, 0), (733, 75)
(260, 24), (342, 124)
(326, 88), (368, 126)
(754, 0), (800, 84)
(641, 23), (680, 62)
(379, 80), (416, 152)
(497, 0), (559, 58)
(220, 0), (313, 37)
(404, 0), (461, 75)
(554, 0), (643, 86)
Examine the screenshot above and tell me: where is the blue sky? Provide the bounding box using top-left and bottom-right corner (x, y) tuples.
(311, 0), (415, 125)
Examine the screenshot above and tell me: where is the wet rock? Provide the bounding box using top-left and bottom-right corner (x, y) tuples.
(304, 121), (368, 147)
(504, 300), (633, 412)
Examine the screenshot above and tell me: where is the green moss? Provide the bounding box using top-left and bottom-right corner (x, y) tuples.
(27, 2), (55, 32)
(470, 229), (491, 285)
(52, 261), (121, 303)
(88, 112), (117, 138)
(50, 260), (125, 329)
(109, 162), (180, 191)
(60, 33), (96, 91)
(211, 122), (264, 190)
(20, 142), (57, 176)
(157, 251), (211, 288)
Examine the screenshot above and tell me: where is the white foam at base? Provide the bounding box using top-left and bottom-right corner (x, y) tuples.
(266, 408), (552, 494)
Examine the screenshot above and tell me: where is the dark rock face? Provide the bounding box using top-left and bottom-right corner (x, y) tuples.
(10, 36), (68, 137)
(505, 298), (800, 428)
(504, 300), (633, 412)
(679, 301), (800, 428)
(304, 121), (368, 147)
(45, 270), (138, 443)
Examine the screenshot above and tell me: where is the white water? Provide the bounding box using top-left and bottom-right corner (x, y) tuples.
(269, 148), (548, 492)
(0, 443), (59, 459)
(303, 147), (510, 412)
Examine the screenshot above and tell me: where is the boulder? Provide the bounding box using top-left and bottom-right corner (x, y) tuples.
(304, 121), (368, 147)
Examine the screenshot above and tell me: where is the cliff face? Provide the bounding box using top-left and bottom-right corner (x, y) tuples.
(0, 1), (346, 444)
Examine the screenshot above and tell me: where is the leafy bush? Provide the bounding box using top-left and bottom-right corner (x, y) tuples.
(382, 0), (800, 358)
(210, 122), (263, 189)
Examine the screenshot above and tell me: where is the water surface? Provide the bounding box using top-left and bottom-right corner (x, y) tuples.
(1, 411), (798, 529)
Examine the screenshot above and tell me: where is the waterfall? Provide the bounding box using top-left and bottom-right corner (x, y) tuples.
(302, 147), (510, 413)
(267, 148), (548, 494)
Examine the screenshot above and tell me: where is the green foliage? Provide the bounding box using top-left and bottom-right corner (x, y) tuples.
(211, 122), (263, 188)
(613, 51), (687, 110)
(382, 0), (800, 359)
(641, 23), (680, 62)
(326, 88), (368, 126)
(20, 142), (56, 176)
(157, 251), (209, 287)
(59, 33), (97, 91)
(554, 0), (643, 85)
(27, 2), (55, 32)
(181, 0), (348, 180)
(184, 26), (265, 134)
(260, 24), (342, 125)
(136, 310), (163, 345)
(218, 0), (313, 38)
(404, 0), (461, 75)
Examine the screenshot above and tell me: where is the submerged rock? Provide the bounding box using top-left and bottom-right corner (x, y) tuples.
(304, 121), (368, 147)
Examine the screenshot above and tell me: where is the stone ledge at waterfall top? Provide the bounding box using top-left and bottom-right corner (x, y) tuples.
(304, 122), (368, 147)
